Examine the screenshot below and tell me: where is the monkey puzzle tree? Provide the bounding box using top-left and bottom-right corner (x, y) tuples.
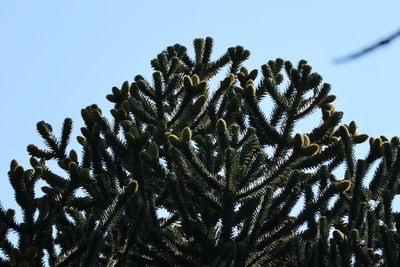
(1, 37), (400, 266)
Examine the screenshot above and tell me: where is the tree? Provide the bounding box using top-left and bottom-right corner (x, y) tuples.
(1, 37), (400, 266)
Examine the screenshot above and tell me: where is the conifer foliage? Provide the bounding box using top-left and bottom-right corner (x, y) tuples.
(1, 37), (400, 266)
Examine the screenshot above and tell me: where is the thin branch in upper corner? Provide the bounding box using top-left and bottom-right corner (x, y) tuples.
(334, 27), (400, 64)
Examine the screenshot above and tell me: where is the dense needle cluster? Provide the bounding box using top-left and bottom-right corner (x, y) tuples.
(1, 37), (400, 266)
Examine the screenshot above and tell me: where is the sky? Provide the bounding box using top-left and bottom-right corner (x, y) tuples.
(1, 1), (400, 220)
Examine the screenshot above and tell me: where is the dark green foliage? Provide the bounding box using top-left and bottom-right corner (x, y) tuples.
(1, 37), (400, 266)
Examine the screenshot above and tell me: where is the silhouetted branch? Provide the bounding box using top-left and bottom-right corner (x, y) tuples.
(335, 27), (400, 63)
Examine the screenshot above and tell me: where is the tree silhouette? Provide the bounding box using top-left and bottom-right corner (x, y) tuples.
(1, 37), (400, 266)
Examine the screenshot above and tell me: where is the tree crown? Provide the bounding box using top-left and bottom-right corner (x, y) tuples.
(1, 37), (399, 266)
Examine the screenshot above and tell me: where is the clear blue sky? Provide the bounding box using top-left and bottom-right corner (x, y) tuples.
(1, 1), (400, 216)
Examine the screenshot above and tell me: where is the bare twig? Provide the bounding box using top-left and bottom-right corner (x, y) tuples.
(335, 27), (400, 63)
